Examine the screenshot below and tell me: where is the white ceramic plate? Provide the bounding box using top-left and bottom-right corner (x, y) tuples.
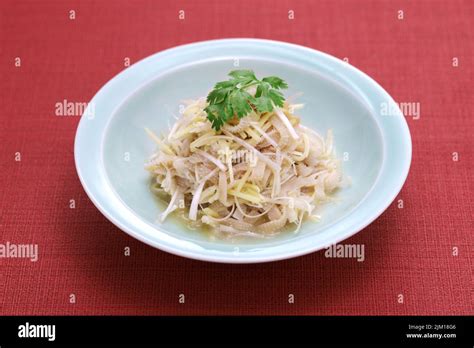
(74, 39), (411, 263)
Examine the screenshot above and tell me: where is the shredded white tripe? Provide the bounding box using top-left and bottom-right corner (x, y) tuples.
(145, 98), (344, 239)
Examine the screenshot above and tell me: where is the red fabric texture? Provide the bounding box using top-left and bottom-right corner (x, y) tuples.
(0, 0), (472, 315)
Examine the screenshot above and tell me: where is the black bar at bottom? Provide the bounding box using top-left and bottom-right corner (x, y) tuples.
(0, 316), (472, 346)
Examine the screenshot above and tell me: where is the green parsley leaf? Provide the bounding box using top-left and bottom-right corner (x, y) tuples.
(268, 89), (285, 107)
(262, 76), (288, 89)
(230, 89), (253, 118)
(205, 70), (288, 130)
(253, 96), (273, 113)
(228, 69), (257, 81)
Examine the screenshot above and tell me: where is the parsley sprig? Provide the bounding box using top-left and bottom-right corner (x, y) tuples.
(204, 70), (288, 130)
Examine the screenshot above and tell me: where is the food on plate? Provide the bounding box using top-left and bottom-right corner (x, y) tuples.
(145, 70), (344, 239)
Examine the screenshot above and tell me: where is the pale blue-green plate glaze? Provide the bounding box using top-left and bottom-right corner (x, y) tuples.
(74, 39), (411, 263)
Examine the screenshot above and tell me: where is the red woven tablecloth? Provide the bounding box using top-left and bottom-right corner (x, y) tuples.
(0, 0), (472, 315)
